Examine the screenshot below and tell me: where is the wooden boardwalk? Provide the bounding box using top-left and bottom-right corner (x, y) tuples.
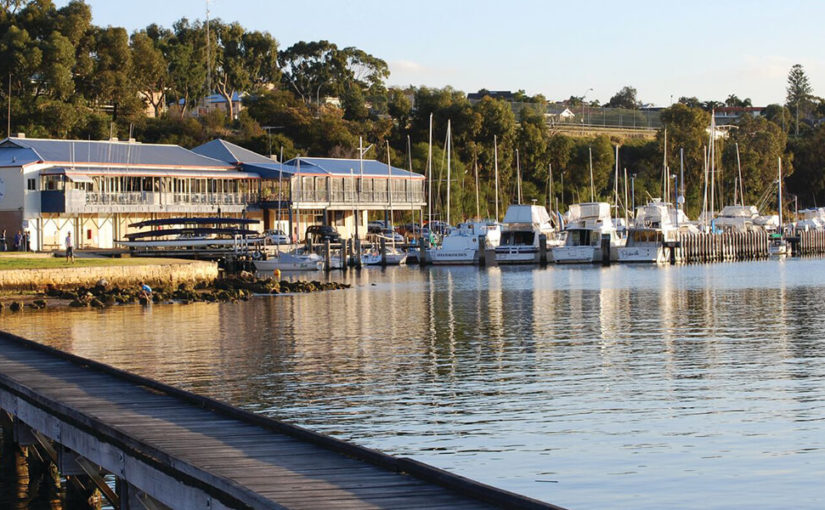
(0, 331), (564, 510)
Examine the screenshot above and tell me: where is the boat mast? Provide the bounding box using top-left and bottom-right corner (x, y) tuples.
(679, 147), (685, 212)
(427, 113), (433, 228)
(614, 144), (619, 224)
(474, 150), (480, 220)
(662, 127), (668, 200)
(778, 157), (783, 230)
(588, 146), (594, 202)
(548, 163), (553, 213)
(701, 145), (709, 230)
(386, 141), (395, 249)
(624, 167), (629, 226)
(516, 148), (522, 204)
(709, 112), (716, 220)
(446, 119), (451, 227)
(494, 134), (499, 221)
(407, 134), (416, 232)
(735, 142), (744, 205)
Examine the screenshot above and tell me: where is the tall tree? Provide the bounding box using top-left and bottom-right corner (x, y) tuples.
(786, 64), (813, 136)
(130, 31), (167, 117)
(607, 86), (639, 109)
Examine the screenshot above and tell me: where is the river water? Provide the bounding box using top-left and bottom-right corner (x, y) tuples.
(2, 259), (824, 509)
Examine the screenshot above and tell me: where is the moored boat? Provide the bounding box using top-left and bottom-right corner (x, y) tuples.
(552, 202), (624, 264)
(495, 205), (556, 265)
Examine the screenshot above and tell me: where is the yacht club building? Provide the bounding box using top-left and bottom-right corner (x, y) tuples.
(0, 136), (425, 251)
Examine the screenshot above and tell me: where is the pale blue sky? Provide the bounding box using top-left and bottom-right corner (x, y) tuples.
(70, 0), (824, 106)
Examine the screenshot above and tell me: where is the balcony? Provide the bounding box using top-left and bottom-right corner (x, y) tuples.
(40, 190), (257, 214)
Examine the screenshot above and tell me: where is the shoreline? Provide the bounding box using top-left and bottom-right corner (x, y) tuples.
(0, 273), (350, 313)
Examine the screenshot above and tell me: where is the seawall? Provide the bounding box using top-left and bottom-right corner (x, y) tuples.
(0, 260), (219, 290)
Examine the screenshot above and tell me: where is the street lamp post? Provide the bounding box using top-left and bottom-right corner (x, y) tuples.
(580, 88), (593, 125)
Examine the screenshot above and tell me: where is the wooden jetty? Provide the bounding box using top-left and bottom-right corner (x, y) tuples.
(0, 331), (565, 510)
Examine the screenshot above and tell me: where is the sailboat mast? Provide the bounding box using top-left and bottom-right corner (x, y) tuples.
(624, 167), (629, 226)
(548, 163), (553, 213)
(446, 119), (451, 226)
(494, 134), (499, 221)
(614, 144), (619, 223)
(407, 135), (416, 231)
(427, 113), (433, 228)
(735, 142), (744, 205)
(778, 157), (783, 229)
(662, 127), (668, 199)
(516, 148), (522, 204)
(679, 147), (685, 211)
(474, 152), (480, 220)
(588, 146), (594, 202)
(709, 112), (716, 219)
(387, 141), (395, 248)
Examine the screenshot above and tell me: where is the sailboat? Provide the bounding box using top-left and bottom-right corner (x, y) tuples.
(364, 142), (407, 265)
(768, 157), (788, 257)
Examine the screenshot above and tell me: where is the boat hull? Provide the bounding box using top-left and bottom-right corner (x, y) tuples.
(253, 255), (323, 272)
(495, 247), (538, 265)
(429, 249), (479, 265)
(552, 246), (598, 264)
(616, 246), (668, 264)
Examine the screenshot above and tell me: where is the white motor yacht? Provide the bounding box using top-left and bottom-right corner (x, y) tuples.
(253, 250), (324, 272)
(428, 220), (500, 265)
(617, 200), (692, 264)
(552, 202), (624, 264)
(494, 205), (556, 264)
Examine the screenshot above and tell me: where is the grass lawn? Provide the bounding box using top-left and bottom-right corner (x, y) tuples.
(0, 256), (189, 270)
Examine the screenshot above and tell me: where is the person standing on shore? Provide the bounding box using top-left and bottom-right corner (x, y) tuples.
(0, 229), (6, 251)
(13, 231), (21, 251)
(65, 231), (74, 262)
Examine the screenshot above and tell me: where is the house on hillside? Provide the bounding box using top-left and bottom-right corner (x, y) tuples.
(545, 105), (575, 124)
(714, 106), (765, 125)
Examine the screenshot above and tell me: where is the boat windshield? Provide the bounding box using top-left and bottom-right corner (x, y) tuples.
(565, 229), (599, 246)
(628, 229), (663, 245)
(500, 231), (534, 246)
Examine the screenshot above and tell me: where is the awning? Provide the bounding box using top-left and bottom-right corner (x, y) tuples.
(66, 174), (94, 183)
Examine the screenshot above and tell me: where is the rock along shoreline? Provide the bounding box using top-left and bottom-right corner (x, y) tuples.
(0, 272), (350, 313)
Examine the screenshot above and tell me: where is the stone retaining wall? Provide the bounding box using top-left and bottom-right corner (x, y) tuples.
(0, 261), (219, 290)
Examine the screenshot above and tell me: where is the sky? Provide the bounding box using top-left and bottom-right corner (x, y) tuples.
(66, 0), (825, 107)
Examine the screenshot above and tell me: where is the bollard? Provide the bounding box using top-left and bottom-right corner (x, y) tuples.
(538, 234), (547, 265)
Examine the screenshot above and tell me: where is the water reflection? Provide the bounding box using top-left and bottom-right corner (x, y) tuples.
(2, 260), (825, 509)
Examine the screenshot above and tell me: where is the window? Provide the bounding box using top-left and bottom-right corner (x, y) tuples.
(27, 178), (36, 190)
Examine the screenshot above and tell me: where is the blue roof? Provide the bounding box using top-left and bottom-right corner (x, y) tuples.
(241, 162), (297, 179)
(284, 157), (424, 179)
(177, 92), (242, 106)
(192, 139), (275, 165)
(0, 138), (232, 168)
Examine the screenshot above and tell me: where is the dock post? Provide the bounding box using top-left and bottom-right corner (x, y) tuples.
(601, 234), (611, 265)
(476, 235), (486, 265)
(324, 240), (331, 271)
(538, 234), (547, 265)
(354, 238), (362, 268)
(380, 238), (387, 266)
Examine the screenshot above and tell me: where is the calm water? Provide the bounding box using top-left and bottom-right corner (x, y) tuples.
(2, 260), (825, 509)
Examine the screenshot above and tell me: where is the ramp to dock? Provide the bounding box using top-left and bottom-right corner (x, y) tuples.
(0, 331), (564, 510)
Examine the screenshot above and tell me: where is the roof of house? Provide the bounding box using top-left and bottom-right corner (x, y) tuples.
(0, 137), (232, 169)
(283, 157), (424, 179)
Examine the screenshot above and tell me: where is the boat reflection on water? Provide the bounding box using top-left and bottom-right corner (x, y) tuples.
(1, 260), (824, 510)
